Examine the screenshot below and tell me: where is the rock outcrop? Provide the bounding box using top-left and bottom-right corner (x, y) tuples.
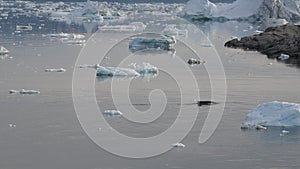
(224, 24), (300, 58)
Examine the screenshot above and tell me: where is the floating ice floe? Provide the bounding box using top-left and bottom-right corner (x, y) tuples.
(47, 33), (85, 40)
(45, 68), (66, 72)
(8, 123), (16, 128)
(99, 22), (146, 32)
(79, 64), (101, 69)
(241, 101), (300, 129)
(162, 25), (188, 37)
(0, 46), (9, 55)
(9, 89), (40, 95)
(96, 66), (140, 77)
(102, 110), (122, 116)
(172, 143), (186, 148)
(129, 35), (176, 52)
(278, 53), (290, 61)
(129, 62), (158, 75)
(16, 25), (32, 31)
(63, 39), (86, 45)
(187, 58), (205, 65)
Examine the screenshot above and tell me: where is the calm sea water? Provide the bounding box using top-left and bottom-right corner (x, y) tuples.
(0, 13), (300, 169)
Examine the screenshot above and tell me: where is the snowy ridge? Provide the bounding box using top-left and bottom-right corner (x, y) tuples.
(183, 0), (300, 23)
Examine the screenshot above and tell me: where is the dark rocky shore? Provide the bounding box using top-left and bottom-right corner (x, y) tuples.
(224, 24), (300, 58)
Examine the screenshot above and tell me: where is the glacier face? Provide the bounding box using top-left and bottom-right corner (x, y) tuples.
(183, 0), (300, 23)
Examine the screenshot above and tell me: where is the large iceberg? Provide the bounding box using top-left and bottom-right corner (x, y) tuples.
(96, 63), (159, 77)
(129, 35), (176, 52)
(241, 101), (300, 128)
(182, 0), (300, 24)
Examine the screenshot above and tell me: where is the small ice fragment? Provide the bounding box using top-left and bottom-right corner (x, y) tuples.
(0, 46), (9, 55)
(129, 62), (158, 75)
(79, 64), (100, 69)
(19, 89), (40, 95)
(255, 30), (263, 34)
(63, 40), (86, 45)
(102, 110), (122, 116)
(255, 125), (267, 130)
(172, 143), (185, 148)
(281, 130), (289, 134)
(201, 44), (212, 47)
(45, 68), (66, 72)
(267, 62), (273, 65)
(278, 54), (290, 61)
(8, 123), (16, 128)
(16, 25), (32, 31)
(187, 58), (205, 65)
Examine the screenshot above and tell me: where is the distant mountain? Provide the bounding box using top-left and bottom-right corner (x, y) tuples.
(182, 0), (300, 24)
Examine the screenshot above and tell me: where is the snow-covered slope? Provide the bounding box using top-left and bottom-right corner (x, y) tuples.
(183, 0), (300, 23)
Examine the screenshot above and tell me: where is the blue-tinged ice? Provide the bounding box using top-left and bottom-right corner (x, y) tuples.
(96, 66), (140, 77)
(129, 62), (158, 75)
(9, 89), (40, 95)
(129, 35), (176, 52)
(241, 101), (300, 129)
(102, 110), (122, 116)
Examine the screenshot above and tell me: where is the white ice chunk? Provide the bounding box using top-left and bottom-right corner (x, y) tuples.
(278, 53), (290, 61)
(129, 62), (158, 75)
(187, 58), (205, 65)
(99, 22), (146, 32)
(45, 68), (66, 72)
(47, 33), (85, 40)
(0, 46), (9, 55)
(129, 35), (176, 52)
(10, 89), (40, 95)
(241, 101), (300, 129)
(96, 66), (140, 77)
(63, 39), (86, 45)
(102, 110), (122, 116)
(172, 143), (186, 148)
(79, 64), (101, 69)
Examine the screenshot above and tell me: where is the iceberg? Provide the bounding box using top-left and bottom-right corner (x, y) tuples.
(79, 64), (101, 69)
(96, 66), (140, 77)
(102, 110), (122, 116)
(129, 62), (158, 75)
(241, 101), (300, 129)
(278, 53), (290, 61)
(129, 35), (176, 52)
(0, 46), (9, 55)
(172, 143), (186, 148)
(98, 22), (146, 32)
(47, 33), (85, 40)
(63, 40), (86, 45)
(9, 89), (40, 95)
(187, 58), (205, 65)
(45, 68), (66, 72)
(182, 0), (300, 24)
